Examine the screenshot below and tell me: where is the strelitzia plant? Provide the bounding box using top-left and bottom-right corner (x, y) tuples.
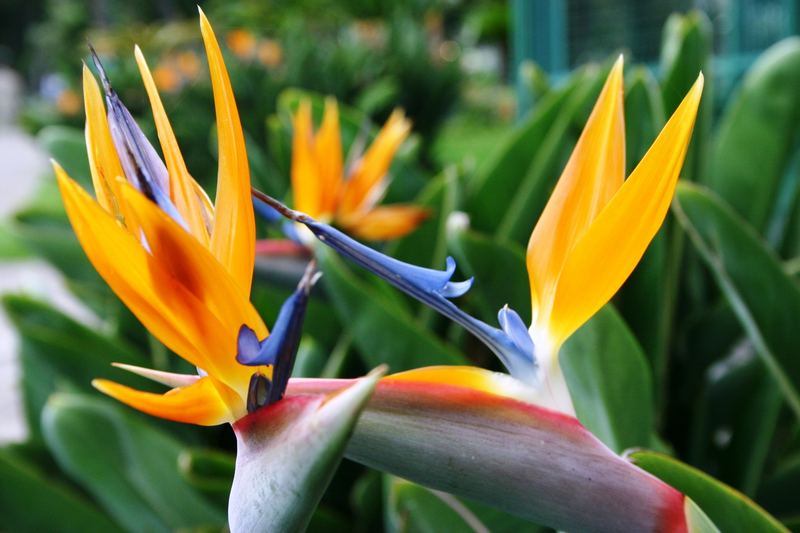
(256, 58), (720, 530)
(53, 11), (383, 532)
(286, 98), (428, 241)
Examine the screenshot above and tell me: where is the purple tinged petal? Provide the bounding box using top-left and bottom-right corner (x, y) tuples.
(238, 260), (320, 407)
(88, 46), (187, 229)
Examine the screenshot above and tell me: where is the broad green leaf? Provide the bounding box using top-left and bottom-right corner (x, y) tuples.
(388, 167), (460, 326)
(685, 498), (721, 533)
(694, 354), (782, 495)
(42, 393), (226, 532)
(3, 295), (151, 439)
(561, 304), (655, 453)
(38, 126), (90, 184)
(617, 67), (669, 381)
(629, 450), (787, 533)
(494, 65), (610, 245)
(317, 246), (466, 371)
(177, 447), (234, 506)
(0, 222), (31, 259)
(229, 369), (382, 532)
(660, 10), (712, 182)
(465, 70), (580, 232)
(0, 446), (121, 533)
(384, 477), (542, 533)
(758, 453), (800, 525)
(389, 167), (458, 274)
(674, 183), (800, 418)
(707, 37), (800, 232)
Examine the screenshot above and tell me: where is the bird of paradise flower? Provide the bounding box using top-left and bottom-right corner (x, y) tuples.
(54, 9), (720, 529)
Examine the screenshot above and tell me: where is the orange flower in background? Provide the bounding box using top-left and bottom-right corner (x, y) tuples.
(291, 99), (428, 241)
(226, 29), (257, 60)
(257, 39), (283, 68)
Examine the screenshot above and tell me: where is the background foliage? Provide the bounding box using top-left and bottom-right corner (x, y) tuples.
(1, 1), (799, 531)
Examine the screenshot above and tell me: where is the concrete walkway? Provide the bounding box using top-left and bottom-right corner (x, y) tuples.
(0, 68), (95, 444)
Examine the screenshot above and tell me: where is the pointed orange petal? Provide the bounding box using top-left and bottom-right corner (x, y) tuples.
(338, 109), (411, 216)
(199, 10), (255, 294)
(527, 58), (626, 329)
(93, 376), (241, 425)
(119, 181), (268, 341)
(341, 204), (429, 240)
(549, 75), (704, 344)
(82, 64), (124, 217)
(134, 45), (210, 246)
(56, 166), (248, 393)
(314, 97), (344, 214)
(291, 100), (323, 217)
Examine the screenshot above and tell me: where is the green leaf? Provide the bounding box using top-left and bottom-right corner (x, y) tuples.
(384, 477), (542, 533)
(617, 67), (669, 380)
(707, 37), (800, 232)
(758, 453), (800, 525)
(694, 355), (782, 495)
(447, 225), (530, 324)
(41, 393), (226, 533)
(229, 368), (383, 532)
(674, 183), (800, 418)
(465, 69), (580, 234)
(317, 246), (466, 371)
(561, 304), (655, 453)
(0, 446), (121, 533)
(685, 498), (721, 533)
(490, 67), (608, 243)
(3, 295), (151, 439)
(177, 447), (235, 506)
(629, 450), (787, 533)
(37, 126), (90, 184)
(660, 10), (712, 185)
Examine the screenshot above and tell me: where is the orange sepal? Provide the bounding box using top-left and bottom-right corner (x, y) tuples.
(199, 9), (256, 294)
(93, 376), (242, 425)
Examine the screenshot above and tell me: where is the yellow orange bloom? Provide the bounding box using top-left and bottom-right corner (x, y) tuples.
(524, 57), (703, 411)
(291, 98), (428, 241)
(56, 11), (267, 425)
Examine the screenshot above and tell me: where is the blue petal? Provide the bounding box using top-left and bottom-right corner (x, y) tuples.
(237, 261), (319, 405)
(237, 325), (268, 365)
(498, 305), (535, 360)
(89, 47), (187, 230)
(253, 192), (538, 382)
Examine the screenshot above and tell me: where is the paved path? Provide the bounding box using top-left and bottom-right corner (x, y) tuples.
(0, 68), (95, 444)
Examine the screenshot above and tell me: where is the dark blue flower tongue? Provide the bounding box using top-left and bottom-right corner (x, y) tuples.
(252, 189), (538, 384)
(238, 260), (320, 411)
(88, 46), (187, 229)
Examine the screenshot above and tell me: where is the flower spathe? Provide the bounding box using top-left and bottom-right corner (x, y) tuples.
(56, 11), (269, 425)
(290, 97), (428, 241)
